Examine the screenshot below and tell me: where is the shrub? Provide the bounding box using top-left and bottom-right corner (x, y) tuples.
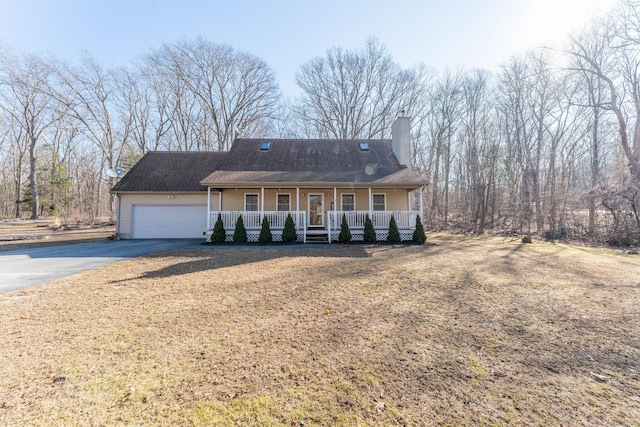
(232, 214), (247, 244)
(258, 216), (273, 244)
(210, 212), (226, 243)
(412, 215), (426, 244)
(363, 213), (376, 243)
(338, 213), (352, 243)
(387, 214), (401, 242)
(282, 213), (298, 243)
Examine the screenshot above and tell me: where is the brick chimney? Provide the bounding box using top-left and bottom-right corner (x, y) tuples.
(392, 113), (411, 169)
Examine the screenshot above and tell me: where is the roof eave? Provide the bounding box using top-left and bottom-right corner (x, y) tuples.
(199, 181), (426, 189)
(110, 189), (217, 194)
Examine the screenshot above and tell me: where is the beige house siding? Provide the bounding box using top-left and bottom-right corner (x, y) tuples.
(217, 187), (412, 213)
(379, 190), (409, 210)
(117, 188), (416, 239)
(117, 193), (208, 239)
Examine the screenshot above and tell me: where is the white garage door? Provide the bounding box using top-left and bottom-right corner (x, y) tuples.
(132, 205), (207, 238)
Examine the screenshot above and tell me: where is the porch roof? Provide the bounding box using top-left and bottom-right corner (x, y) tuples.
(200, 168), (426, 188)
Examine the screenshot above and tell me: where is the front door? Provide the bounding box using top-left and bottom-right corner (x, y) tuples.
(308, 194), (324, 227)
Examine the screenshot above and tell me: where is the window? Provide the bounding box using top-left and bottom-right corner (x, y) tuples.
(245, 194), (259, 211)
(359, 142), (369, 151)
(277, 194), (290, 211)
(342, 194), (355, 211)
(260, 141), (271, 151)
(373, 194), (386, 211)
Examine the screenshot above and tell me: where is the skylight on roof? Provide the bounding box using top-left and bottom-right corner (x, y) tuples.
(260, 141), (271, 151)
(359, 142), (369, 151)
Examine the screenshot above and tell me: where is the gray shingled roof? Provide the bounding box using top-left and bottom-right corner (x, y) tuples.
(200, 139), (427, 187)
(111, 151), (226, 192)
(111, 139), (427, 193)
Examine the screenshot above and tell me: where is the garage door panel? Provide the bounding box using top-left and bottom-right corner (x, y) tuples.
(132, 205), (207, 238)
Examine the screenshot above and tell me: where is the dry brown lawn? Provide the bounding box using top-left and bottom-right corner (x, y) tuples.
(0, 234), (639, 426)
(0, 221), (114, 251)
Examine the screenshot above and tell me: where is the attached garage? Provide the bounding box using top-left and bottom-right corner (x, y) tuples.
(131, 205), (207, 239)
(110, 151), (226, 240)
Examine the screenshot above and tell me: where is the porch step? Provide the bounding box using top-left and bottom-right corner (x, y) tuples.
(306, 233), (329, 243)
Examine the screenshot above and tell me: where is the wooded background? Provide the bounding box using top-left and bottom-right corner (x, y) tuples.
(1, 1), (639, 246)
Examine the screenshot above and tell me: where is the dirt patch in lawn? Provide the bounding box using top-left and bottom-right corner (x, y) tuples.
(0, 235), (639, 426)
(0, 221), (115, 251)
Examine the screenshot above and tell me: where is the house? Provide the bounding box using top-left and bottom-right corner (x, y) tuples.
(111, 116), (427, 242)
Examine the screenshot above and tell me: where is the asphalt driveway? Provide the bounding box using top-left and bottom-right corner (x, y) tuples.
(0, 239), (204, 295)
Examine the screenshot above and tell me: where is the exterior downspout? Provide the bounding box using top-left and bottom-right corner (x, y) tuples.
(115, 193), (121, 240)
(333, 187), (337, 242)
(297, 187), (304, 243)
(420, 186), (425, 222)
(207, 187), (211, 231)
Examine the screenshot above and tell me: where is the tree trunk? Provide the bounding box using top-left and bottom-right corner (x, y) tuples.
(14, 169), (22, 219)
(29, 136), (38, 219)
(589, 106), (600, 233)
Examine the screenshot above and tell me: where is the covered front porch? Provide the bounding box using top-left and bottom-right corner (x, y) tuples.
(205, 186), (424, 243)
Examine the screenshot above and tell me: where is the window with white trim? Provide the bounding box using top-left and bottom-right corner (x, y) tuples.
(245, 194), (259, 211)
(373, 194), (386, 211)
(341, 194), (355, 211)
(277, 194), (290, 211)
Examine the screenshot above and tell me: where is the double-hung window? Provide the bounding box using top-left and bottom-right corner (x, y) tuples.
(277, 194), (290, 212)
(372, 194), (386, 211)
(342, 194), (355, 211)
(245, 194), (259, 211)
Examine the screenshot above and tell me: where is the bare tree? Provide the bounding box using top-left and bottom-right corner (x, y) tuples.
(49, 55), (130, 215)
(141, 39), (280, 152)
(567, 13), (640, 183)
(426, 69), (464, 227)
(292, 38), (418, 139)
(115, 67), (169, 154)
(565, 2), (640, 241)
(458, 69), (500, 233)
(142, 45), (202, 151)
(0, 53), (60, 219)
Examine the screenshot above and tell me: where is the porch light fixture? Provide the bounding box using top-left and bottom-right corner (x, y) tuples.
(168, 195), (175, 199)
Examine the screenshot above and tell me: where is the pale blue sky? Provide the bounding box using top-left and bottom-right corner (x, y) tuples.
(0, 0), (615, 97)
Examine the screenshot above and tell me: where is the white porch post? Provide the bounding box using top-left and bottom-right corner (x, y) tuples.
(368, 187), (373, 218)
(296, 187), (300, 228)
(218, 191), (222, 212)
(261, 187), (265, 218)
(207, 187), (211, 230)
(333, 187), (337, 232)
(419, 186), (424, 220)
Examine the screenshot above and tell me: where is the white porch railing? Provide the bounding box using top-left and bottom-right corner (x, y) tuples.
(209, 211), (306, 230)
(327, 210), (419, 243)
(208, 211), (307, 243)
(328, 210), (419, 229)
(207, 210), (419, 243)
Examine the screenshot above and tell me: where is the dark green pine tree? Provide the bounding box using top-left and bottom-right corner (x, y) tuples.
(412, 215), (427, 244)
(210, 212), (226, 243)
(233, 214), (248, 244)
(387, 214), (401, 243)
(282, 213), (298, 243)
(363, 213), (376, 243)
(338, 213), (352, 243)
(258, 216), (273, 244)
